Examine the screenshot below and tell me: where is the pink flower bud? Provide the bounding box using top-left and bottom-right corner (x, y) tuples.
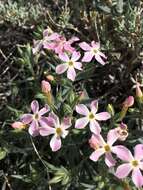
(46, 75), (54, 81)
(41, 80), (51, 93)
(11, 122), (26, 129)
(89, 135), (99, 150)
(123, 96), (134, 108)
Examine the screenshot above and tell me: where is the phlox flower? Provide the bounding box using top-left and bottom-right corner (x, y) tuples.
(54, 36), (79, 55)
(39, 113), (71, 151)
(123, 96), (134, 108)
(56, 51), (82, 81)
(115, 144), (143, 188)
(79, 41), (107, 65)
(89, 130), (122, 167)
(21, 100), (50, 136)
(75, 100), (111, 134)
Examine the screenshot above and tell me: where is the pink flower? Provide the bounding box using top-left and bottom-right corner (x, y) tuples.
(43, 32), (61, 50)
(79, 41), (107, 65)
(11, 121), (27, 129)
(54, 36), (79, 55)
(56, 51), (82, 81)
(115, 144), (143, 188)
(21, 100), (50, 136)
(75, 100), (111, 134)
(39, 113), (71, 151)
(89, 130), (121, 167)
(123, 96), (134, 108)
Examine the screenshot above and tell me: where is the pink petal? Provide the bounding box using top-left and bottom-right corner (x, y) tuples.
(89, 120), (101, 135)
(49, 112), (59, 126)
(95, 53), (106, 65)
(98, 51), (107, 59)
(59, 53), (69, 62)
(91, 41), (100, 49)
(112, 145), (133, 162)
(107, 129), (118, 146)
(134, 144), (143, 161)
(50, 135), (61, 151)
(95, 112), (111, 121)
(64, 43), (75, 53)
(68, 37), (79, 43)
(28, 120), (39, 137)
(93, 134), (105, 146)
(90, 148), (105, 161)
(79, 42), (91, 51)
(61, 129), (69, 138)
(76, 104), (89, 115)
(67, 67), (76, 81)
(75, 117), (89, 129)
(82, 52), (93, 62)
(39, 126), (55, 136)
(38, 105), (49, 116)
(73, 62), (82, 70)
(39, 117), (54, 127)
(21, 114), (33, 124)
(62, 117), (71, 129)
(56, 64), (68, 74)
(105, 153), (116, 167)
(11, 122), (24, 129)
(71, 51), (81, 61)
(47, 33), (60, 40)
(90, 100), (98, 113)
(132, 169), (143, 188)
(31, 100), (39, 113)
(115, 163), (132, 179)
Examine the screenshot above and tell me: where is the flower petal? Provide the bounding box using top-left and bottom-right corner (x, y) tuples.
(49, 112), (59, 127)
(91, 41), (100, 49)
(38, 105), (49, 116)
(73, 62), (82, 70)
(95, 112), (111, 121)
(56, 64), (68, 74)
(67, 67), (76, 81)
(21, 114), (33, 124)
(132, 169), (143, 188)
(98, 51), (107, 59)
(112, 145), (133, 162)
(62, 117), (71, 129)
(75, 117), (89, 129)
(115, 163), (132, 179)
(89, 120), (101, 135)
(28, 120), (39, 137)
(105, 153), (116, 167)
(71, 51), (81, 61)
(39, 126), (55, 136)
(90, 148), (105, 161)
(39, 116), (54, 127)
(79, 42), (91, 51)
(31, 100), (39, 113)
(95, 53), (106, 65)
(82, 52), (93, 62)
(134, 144), (143, 161)
(107, 129), (119, 146)
(59, 53), (69, 62)
(76, 104), (89, 115)
(90, 100), (98, 113)
(50, 135), (61, 152)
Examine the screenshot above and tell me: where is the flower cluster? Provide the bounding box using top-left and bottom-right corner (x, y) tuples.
(11, 30), (143, 188)
(33, 29), (107, 81)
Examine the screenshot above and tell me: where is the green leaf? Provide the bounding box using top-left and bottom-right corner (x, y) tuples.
(0, 148), (7, 160)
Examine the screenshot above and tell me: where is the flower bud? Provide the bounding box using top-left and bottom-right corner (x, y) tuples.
(123, 96), (134, 108)
(89, 135), (99, 150)
(11, 122), (27, 129)
(46, 75), (54, 81)
(115, 122), (128, 141)
(41, 80), (51, 93)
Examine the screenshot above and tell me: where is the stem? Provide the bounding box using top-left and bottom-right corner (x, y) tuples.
(30, 136), (52, 190)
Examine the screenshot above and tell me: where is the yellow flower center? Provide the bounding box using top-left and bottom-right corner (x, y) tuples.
(131, 160), (139, 167)
(88, 112), (95, 120)
(56, 127), (62, 136)
(68, 60), (74, 66)
(34, 113), (39, 120)
(104, 144), (111, 152)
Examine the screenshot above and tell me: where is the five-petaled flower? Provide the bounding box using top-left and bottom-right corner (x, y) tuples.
(115, 144), (143, 188)
(21, 100), (50, 137)
(79, 41), (107, 65)
(75, 100), (111, 134)
(89, 130), (123, 167)
(39, 113), (71, 151)
(56, 51), (82, 81)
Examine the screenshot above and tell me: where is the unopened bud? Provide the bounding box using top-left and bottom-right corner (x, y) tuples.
(123, 96), (134, 108)
(11, 121), (27, 129)
(41, 80), (51, 93)
(46, 75), (54, 81)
